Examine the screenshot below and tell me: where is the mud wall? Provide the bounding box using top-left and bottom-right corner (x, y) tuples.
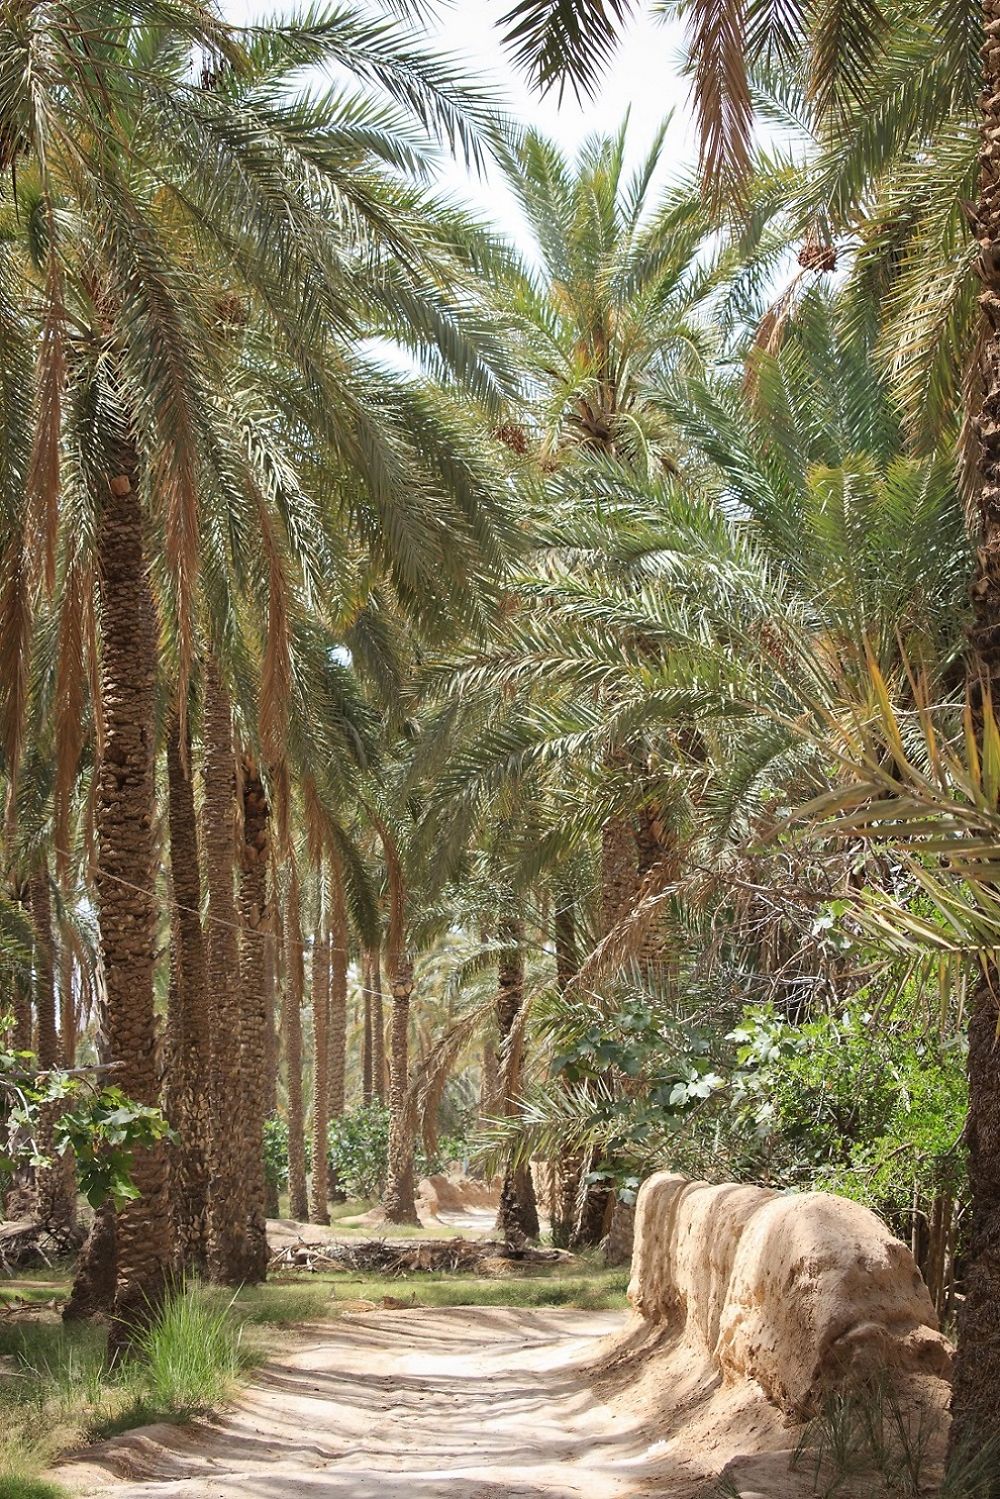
(627, 1172), (952, 1415)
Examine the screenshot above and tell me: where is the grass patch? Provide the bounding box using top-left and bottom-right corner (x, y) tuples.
(0, 1480), (67, 1499)
(318, 1264), (630, 1312)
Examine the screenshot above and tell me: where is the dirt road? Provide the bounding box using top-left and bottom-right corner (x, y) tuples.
(62, 1307), (665, 1498)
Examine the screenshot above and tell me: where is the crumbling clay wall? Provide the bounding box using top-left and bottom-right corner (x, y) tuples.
(417, 1172), (500, 1216)
(627, 1172), (952, 1416)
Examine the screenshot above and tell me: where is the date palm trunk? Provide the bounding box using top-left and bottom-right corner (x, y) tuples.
(30, 862), (75, 1234)
(263, 920), (280, 1217)
(382, 955), (419, 1224)
(282, 869), (309, 1222)
(552, 892), (580, 1249)
(370, 949), (386, 1102)
(308, 911), (330, 1226)
(164, 712), (210, 1269)
(96, 450), (171, 1355)
(569, 823), (636, 1250)
(237, 757), (272, 1280)
(203, 659), (249, 1284)
(327, 867), (348, 1203)
(951, 2), (1000, 1452)
(362, 973), (373, 1105)
(495, 920), (539, 1241)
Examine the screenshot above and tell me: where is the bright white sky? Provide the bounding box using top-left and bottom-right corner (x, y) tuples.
(222, 0), (696, 249)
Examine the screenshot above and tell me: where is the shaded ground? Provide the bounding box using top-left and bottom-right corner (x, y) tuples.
(58, 1307), (816, 1499)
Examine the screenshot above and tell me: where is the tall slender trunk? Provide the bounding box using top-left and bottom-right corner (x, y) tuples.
(30, 863), (74, 1232)
(282, 867), (308, 1222)
(362, 967), (373, 1105)
(203, 659), (248, 1284)
(382, 954), (419, 1224)
(11, 880), (31, 1052)
(95, 450), (171, 1354)
(262, 916), (280, 1217)
(571, 824), (636, 1251)
(327, 867), (348, 1202)
(495, 920), (539, 1241)
(951, 6), (1000, 1450)
(237, 757), (271, 1280)
(165, 712), (210, 1269)
(328, 871), (348, 1120)
(59, 934), (75, 1068)
(308, 899), (330, 1226)
(552, 891), (580, 1249)
(31, 866), (57, 1068)
(370, 949), (386, 1102)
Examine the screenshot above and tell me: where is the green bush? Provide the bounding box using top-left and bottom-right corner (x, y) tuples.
(327, 1103), (390, 1199)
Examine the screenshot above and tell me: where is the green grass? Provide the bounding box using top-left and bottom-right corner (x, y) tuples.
(316, 1266), (630, 1311)
(0, 1480), (67, 1499)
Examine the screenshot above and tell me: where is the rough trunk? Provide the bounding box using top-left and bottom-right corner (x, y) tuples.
(600, 814), (639, 940)
(63, 1202), (117, 1322)
(11, 882), (31, 1052)
(164, 712), (210, 1269)
(282, 871), (308, 1223)
(382, 955), (419, 1224)
(327, 869), (348, 1203)
(370, 949), (386, 1103)
(494, 921), (539, 1242)
(202, 659), (249, 1284)
(95, 451), (171, 1354)
(552, 892), (581, 1250)
(237, 757), (272, 1280)
(262, 920), (280, 1217)
(570, 824), (635, 1250)
(59, 933), (76, 1068)
(30, 864), (75, 1233)
(951, 1), (1000, 1451)
(308, 915), (330, 1226)
(362, 970), (373, 1106)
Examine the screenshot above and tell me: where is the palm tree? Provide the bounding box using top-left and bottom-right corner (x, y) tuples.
(164, 708), (211, 1269)
(0, 1), (519, 1332)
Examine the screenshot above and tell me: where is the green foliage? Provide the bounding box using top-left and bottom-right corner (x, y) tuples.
(696, 1001), (967, 1223)
(0, 1024), (172, 1210)
(327, 1103), (391, 1200)
(54, 1090), (174, 1210)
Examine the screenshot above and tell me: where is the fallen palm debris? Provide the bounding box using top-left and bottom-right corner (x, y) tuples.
(267, 1234), (574, 1276)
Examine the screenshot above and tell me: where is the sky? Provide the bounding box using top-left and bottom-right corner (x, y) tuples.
(222, 0), (696, 250)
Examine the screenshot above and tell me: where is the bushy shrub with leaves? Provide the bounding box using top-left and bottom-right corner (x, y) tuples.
(1, 1021), (172, 1209)
(327, 1103), (391, 1200)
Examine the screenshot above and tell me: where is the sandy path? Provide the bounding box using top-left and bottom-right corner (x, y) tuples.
(62, 1307), (678, 1499)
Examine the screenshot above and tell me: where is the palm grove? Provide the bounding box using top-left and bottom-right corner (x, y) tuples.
(2, 0), (999, 1462)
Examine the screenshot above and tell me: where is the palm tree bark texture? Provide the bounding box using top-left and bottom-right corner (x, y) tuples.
(282, 869), (309, 1223)
(327, 871), (348, 1202)
(383, 955), (419, 1224)
(30, 863), (75, 1233)
(369, 948), (386, 1102)
(494, 920), (539, 1241)
(96, 448), (172, 1354)
(953, 0), (1000, 1449)
(165, 713), (211, 1270)
(202, 660), (249, 1284)
(238, 758), (273, 1280)
(308, 922), (330, 1225)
